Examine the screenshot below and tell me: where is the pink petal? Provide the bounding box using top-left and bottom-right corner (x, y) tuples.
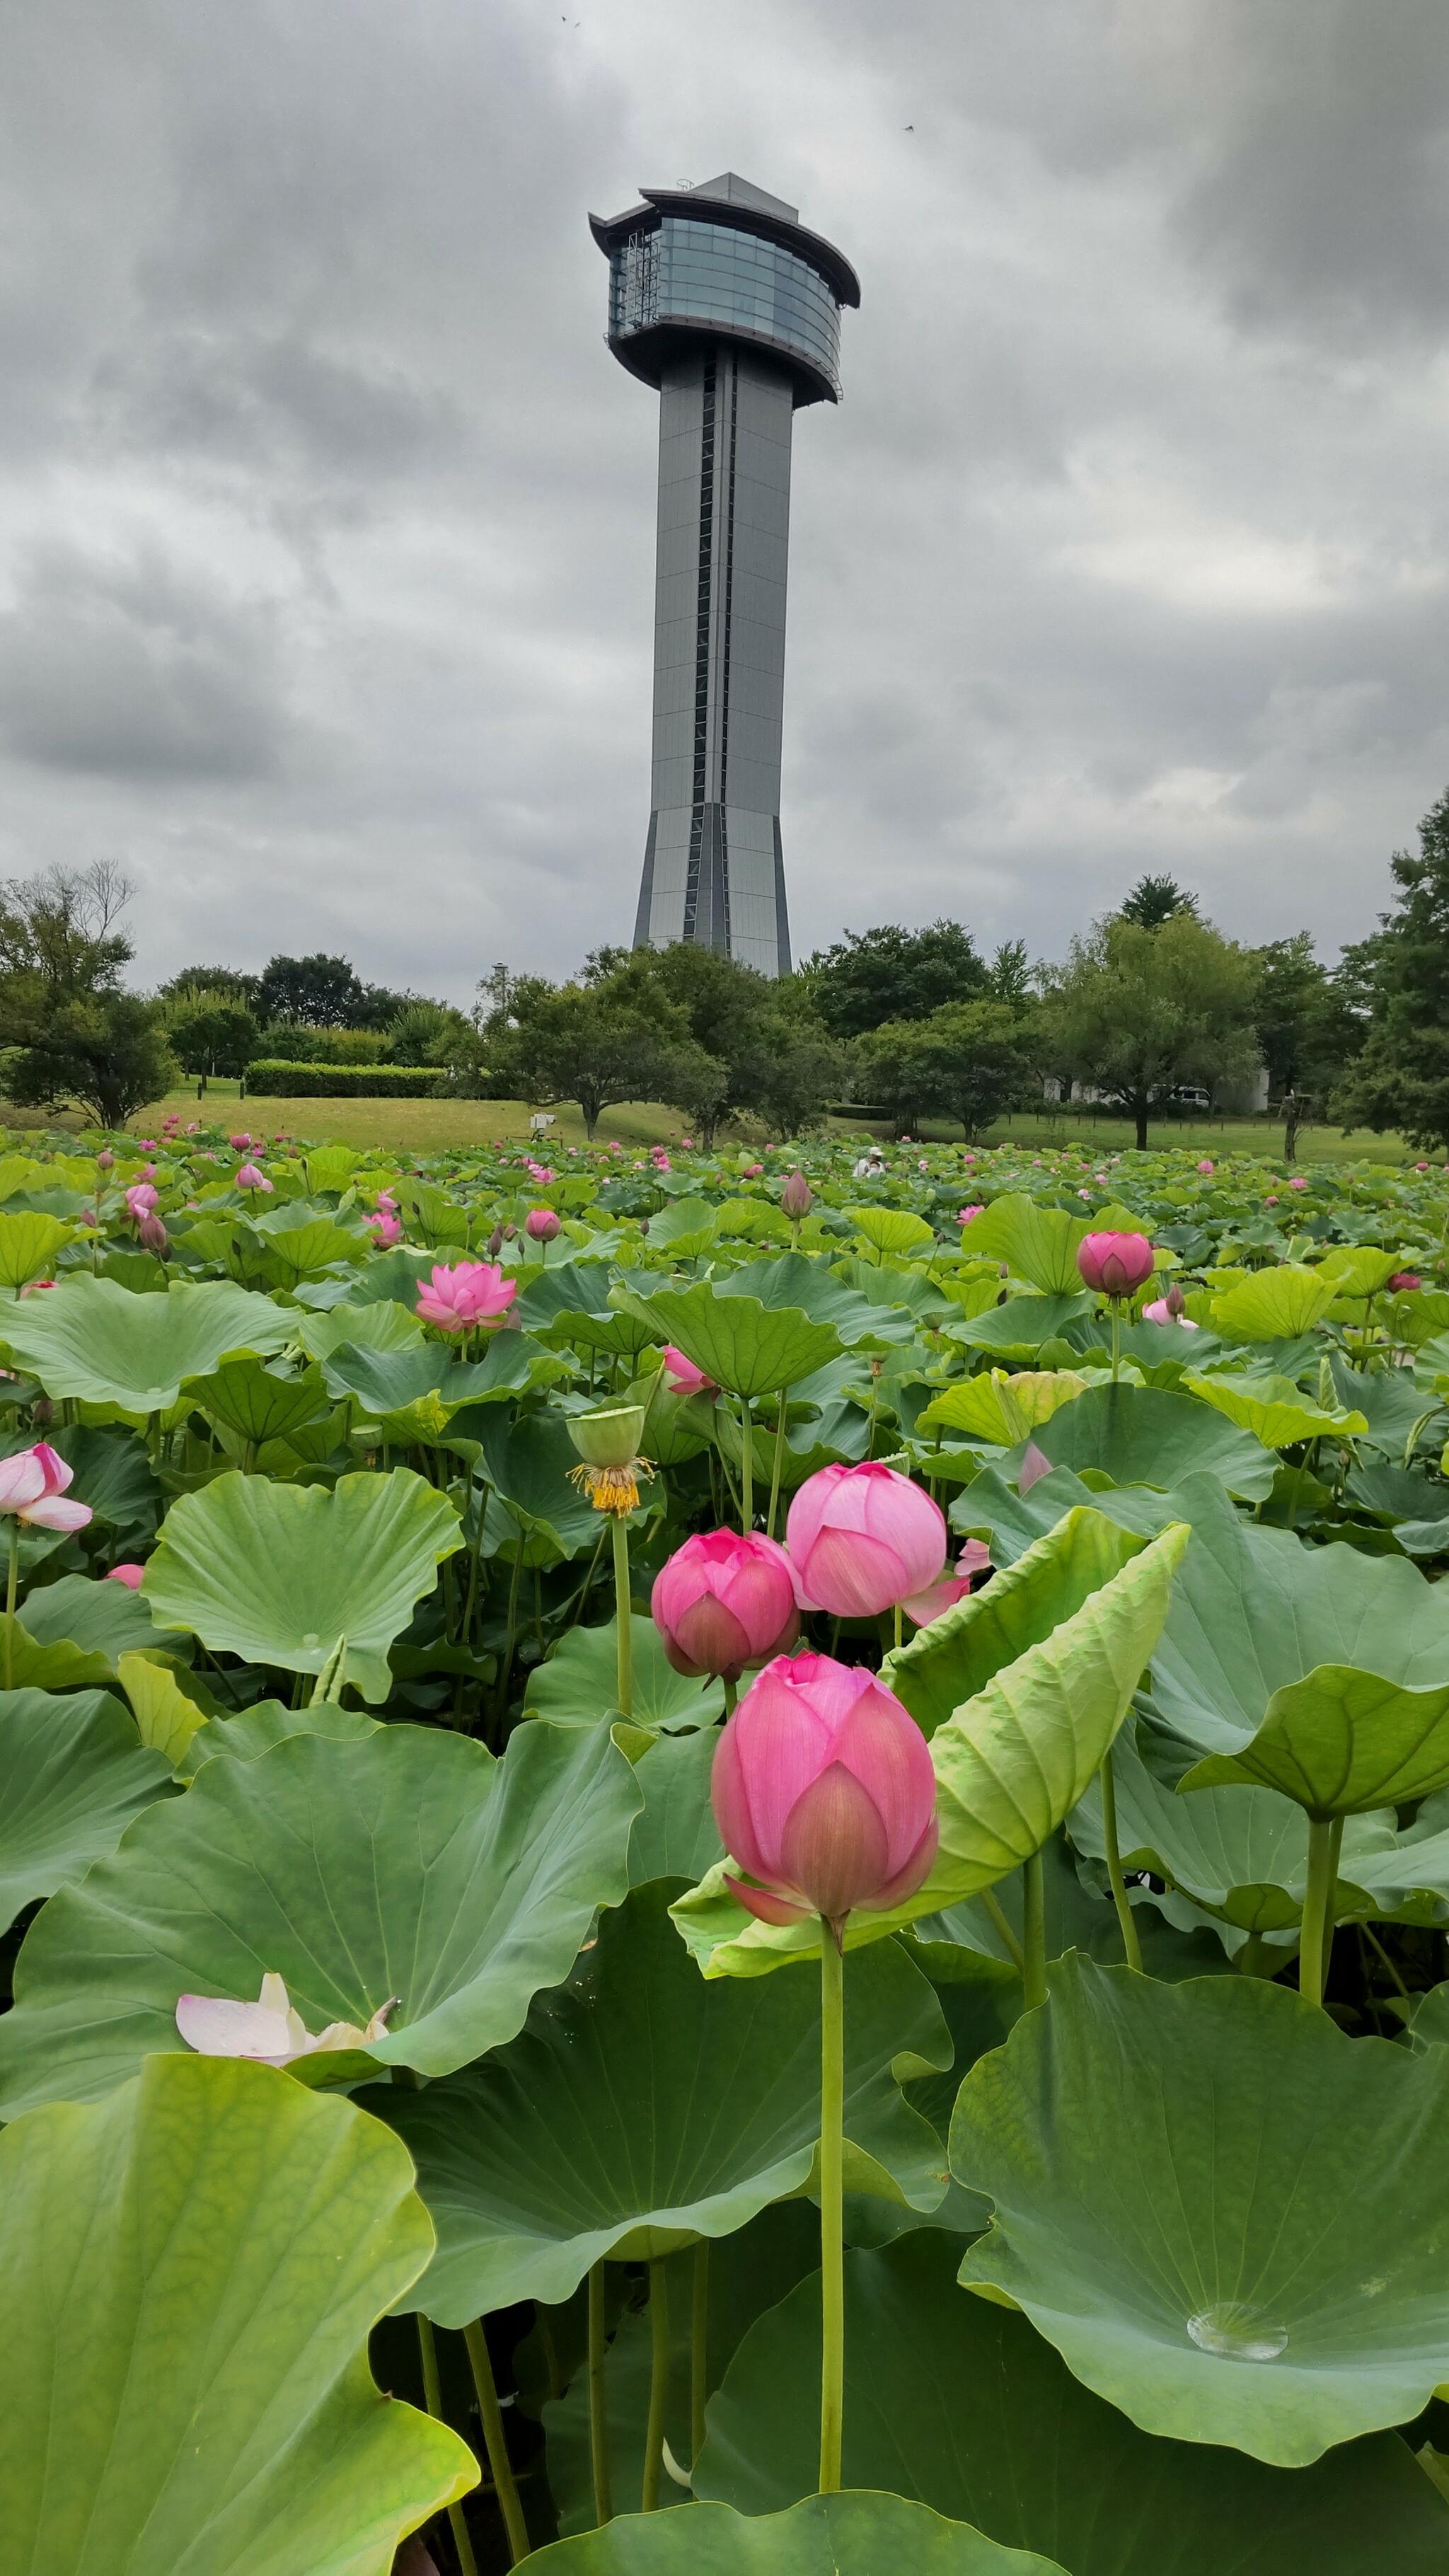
(833, 1690), (937, 1874)
(723, 1873), (811, 1927)
(21, 1497), (93, 1532)
(858, 1814), (940, 1911)
(792, 1525), (906, 1617)
(778, 1763), (891, 1922)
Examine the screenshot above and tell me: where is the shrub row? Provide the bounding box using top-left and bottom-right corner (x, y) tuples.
(243, 1062), (445, 1099)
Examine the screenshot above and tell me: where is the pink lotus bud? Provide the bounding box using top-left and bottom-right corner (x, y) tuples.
(680, 1137), (694, 1150)
(1018, 1440), (1055, 1492)
(108, 1562), (146, 1588)
(138, 1211), (169, 1257)
(661, 1344), (715, 1399)
(781, 1169), (813, 1220)
(1076, 1231), (1155, 1299)
(228, 1132), (253, 1153)
(415, 1259), (518, 1332)
(901, 1540), (993, 1627)
(96, 1148), (114, 1171)
(1416, 1162), (1429, 1173)
(742, 1162), (764, 1179)
(1141, 1293), (1199, 1329)
(0, 1442), (92, 1530)
(958, 1205), (984, 1225)
(652, 1529), (799, 1679)
(1196, 1158), (1215, 1174)
(125, 1183), (159, 1218)
(1391, 1271), (1423, 1293)
(785, 1461), (947, 1619)
(235, 1163), (272, 1192)
(711, 1651), (938, 1930)
(19, 1278), (54, 1297)
(526, 1207), (561, 1242)
(487, 1224), (504, 1257)
(1265, 1194), (1279, 1206)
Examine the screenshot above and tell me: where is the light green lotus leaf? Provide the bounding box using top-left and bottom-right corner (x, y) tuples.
(919, 1370), (1088, 1445)
(0, 1687), (173, 1931)
(1318, 1244), (1403, 1300)
(616, 1281), (843, 1397)
(116, 1652), (214, 1767)
(182, 1698), (381, 1774)
(728, 1252), (918, 1347)
(0, 1717), (642, 2115)
(251, 1204), (368, 1284)
(1143, 1490), (1449, 1755)
(1211, 1265), (1339, 1341)
(1008, 1382), (1276, 1501)
(0, 1208), (75, 1288)
(951, 1958), (1449, 2466)
(639, 1196), (722, 1258)
(18, 1570), (190, 1670)
(524, 1615), (722, 1733)
(524, 2495), (1061, 2576)
(515, 1260), (662, 1359)
(692, 2229), (1449, 2576)
(362, 1883), (948, 2322)
(1070, 1718), (1398, 1930)
(1182, 1370), (1367, 1448)
(320, 1335), (553, 1440)
(628, 1726), (724, 1886)
(846, 1205), (936, 1259)
(948, 1196), (1097, 1296)
(884, 1508), (1148, 1740)
(0, 1274), (293, 1409)
(0, 2052), (474, 2575)
(942, 1292), (1095, 1361)
(292, 1299), (426, 1362)
(141, 1467), (461, 1702)
(671, 1525), (1188, 1977)
(1179, 1664), (1449, 1814)
(183, 1353), (333, 1448)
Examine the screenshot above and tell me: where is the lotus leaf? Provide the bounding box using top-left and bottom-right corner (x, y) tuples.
(0, 1716), (642, 2114)
(1211, 1265), (1339, 1340)
(1182, 1369), (1368, 1448)
(142, 1467), (461, 1701)
(616, 1281), (843, 1396)
(524, 2495), (1063, 2576)
(884, 1508), (1148, 1740)
(0, 1274), (292, 1410)
(628, 1726), (725, 1885)
(0, 1208), (74, 1288)
(0, 2052), (474, 2573)
(951, 1196), (1095, 1295)
(524, 1615), (722, 1732)
(1179, 1664), (1449, 1813)
(1007, 1382), (1276, 1501)
(919, 1370), (1088, 1444)
(0, 1687), (173, 1931)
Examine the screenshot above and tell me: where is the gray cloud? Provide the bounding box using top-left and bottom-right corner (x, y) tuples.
(0, 0), (1447, 998)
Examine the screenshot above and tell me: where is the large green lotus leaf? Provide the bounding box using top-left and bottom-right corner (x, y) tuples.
(1329, 1347), (1444, 1459)
(1145, 1498), (1449, 1756)
(320, 1335), (550, 1432)
(514, 1261), (655, 1357)
(0, 1718), (642, 2115)
(251, 1202), (369, 1284)
(944, 1293), (1095, 1360)
(638, 1195), (722, 1257)
(183, 1698), (380, 1774)
(524, 2495), (1061, 2576)
(0, 2052), (473, 2575)
(912, 1827), (1235, 1986)
(524, 1615), (722, 1732)
(693, 2230), (1449, 2576)
(951, 1460), (1207, 1565)
(1009, 1382), (1276, 1501)
(0, 1687), (173, 1931)
(293, 1298), (426, 1362)
(728, 1251), (918, 1347)
(18, 1570), (191, 1670)
(1319, 1244), (1403, 1300)
(0, 1273), (293, 1409)
(884, 1508), (1147, 1740)
(468, 1406), (618, 1562)
(1211, 1265), (1339, 1340)
(951, 1196), (1095, 1295)
(142, 1468), (461, 1702)
(0, 1208), (74, 1288)
(1179, 1664), (1449, 1814)
(364, 1883), (949, 2321)
(918, 1370), (1088, 1445)
(1069, 1717), (1397, 1930)
(616, 1281), (842, 1397)
(845, 1204), (937, 1259)
(628, 1726), (725, 1886)
(671, 1526), (1189, 1977)
(951, 1958), (1449, 2465)
(1182, 1370), (1368, 1448)
(183, 1353), (332, 1448)
(38, 1421), (162, 1551)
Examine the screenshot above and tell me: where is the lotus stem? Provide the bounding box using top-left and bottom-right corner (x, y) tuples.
(587, 2263), (612, 2526)
(766, 1397), (788, 1540)
(4, 1518), (16, 1692)
(1299, 1815), (1344, 2006)
(979, 1886), (1026, 1977)
(818, 1924), (846, 2493)
(1110, 1304), (1121, 1383)
(721, 1674), (737, 1721)
(611, 1518), (633, 1719)
(1099, 1749), (1143, 1973)
(1022, 1849), (1048, 2009)
(739, 1399), (754, 1530)
(415, 2314), (479, 2576)
(690, 2241), (710, 2469)
(641, 2259), (670, 2511)
(463, 2318), (529, 2567)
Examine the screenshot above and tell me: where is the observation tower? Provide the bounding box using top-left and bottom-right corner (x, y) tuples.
(590, 173), (860, 976)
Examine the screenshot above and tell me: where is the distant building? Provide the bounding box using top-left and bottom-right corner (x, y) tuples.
(591, 173), (860, 976)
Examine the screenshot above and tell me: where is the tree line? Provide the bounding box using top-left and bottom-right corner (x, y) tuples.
(3, 786), (1449, 1144)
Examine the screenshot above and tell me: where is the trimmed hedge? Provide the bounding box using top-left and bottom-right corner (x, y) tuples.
(243, 1062), (445, 1099)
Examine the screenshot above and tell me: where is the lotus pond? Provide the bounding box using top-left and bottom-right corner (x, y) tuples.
(6, 1122), (1449, 2574)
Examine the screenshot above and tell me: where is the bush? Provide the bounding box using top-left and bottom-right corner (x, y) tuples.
(243, 1062), (444, 1098)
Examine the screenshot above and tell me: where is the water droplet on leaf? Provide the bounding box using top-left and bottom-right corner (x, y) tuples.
(1187, 2301), (1288, 2362)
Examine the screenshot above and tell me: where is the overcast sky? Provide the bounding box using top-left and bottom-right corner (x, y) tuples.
(4, 0), (1449, 1003)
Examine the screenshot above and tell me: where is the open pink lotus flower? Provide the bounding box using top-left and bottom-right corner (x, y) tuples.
(901, 1540), (992, 1627)
(661, 1343), (715, 1399)
(786, 1460), (947, 1619)
(0, 1443), (92, 1532)
(652, 1528), (799, 1678)
(712, 1651), (937, 1931)
(415, 1260), (518, 1332)
(175, 1972), (398, 2067)
(366, 1208), (403, 1247)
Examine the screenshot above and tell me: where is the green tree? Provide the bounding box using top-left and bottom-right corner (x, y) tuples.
(1336, 787), (1449, 1150)
(163, 992), (258, 1079)
(156, 964), (261, 1009)
(1247, 932), (1366, 1108)
(7, 992), (178, 1130)
(0, 864), (178, 1128)
(1042, 911), (1260, 1150)
(599, 944), (841, 1147)
(255, 954), (369, 1028)
(799, 919), (988, 1038)
(854, 1000), (1039, 1140)
(386, 1000), (473, 1068)
(482, 978), (681, 1140)
(1119, 874), (1200, 930)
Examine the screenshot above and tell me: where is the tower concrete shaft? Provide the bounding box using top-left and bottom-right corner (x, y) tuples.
(591, 173), (858, 978)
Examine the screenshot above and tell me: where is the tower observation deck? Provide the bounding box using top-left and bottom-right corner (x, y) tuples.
(590, 173), (860, 976)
